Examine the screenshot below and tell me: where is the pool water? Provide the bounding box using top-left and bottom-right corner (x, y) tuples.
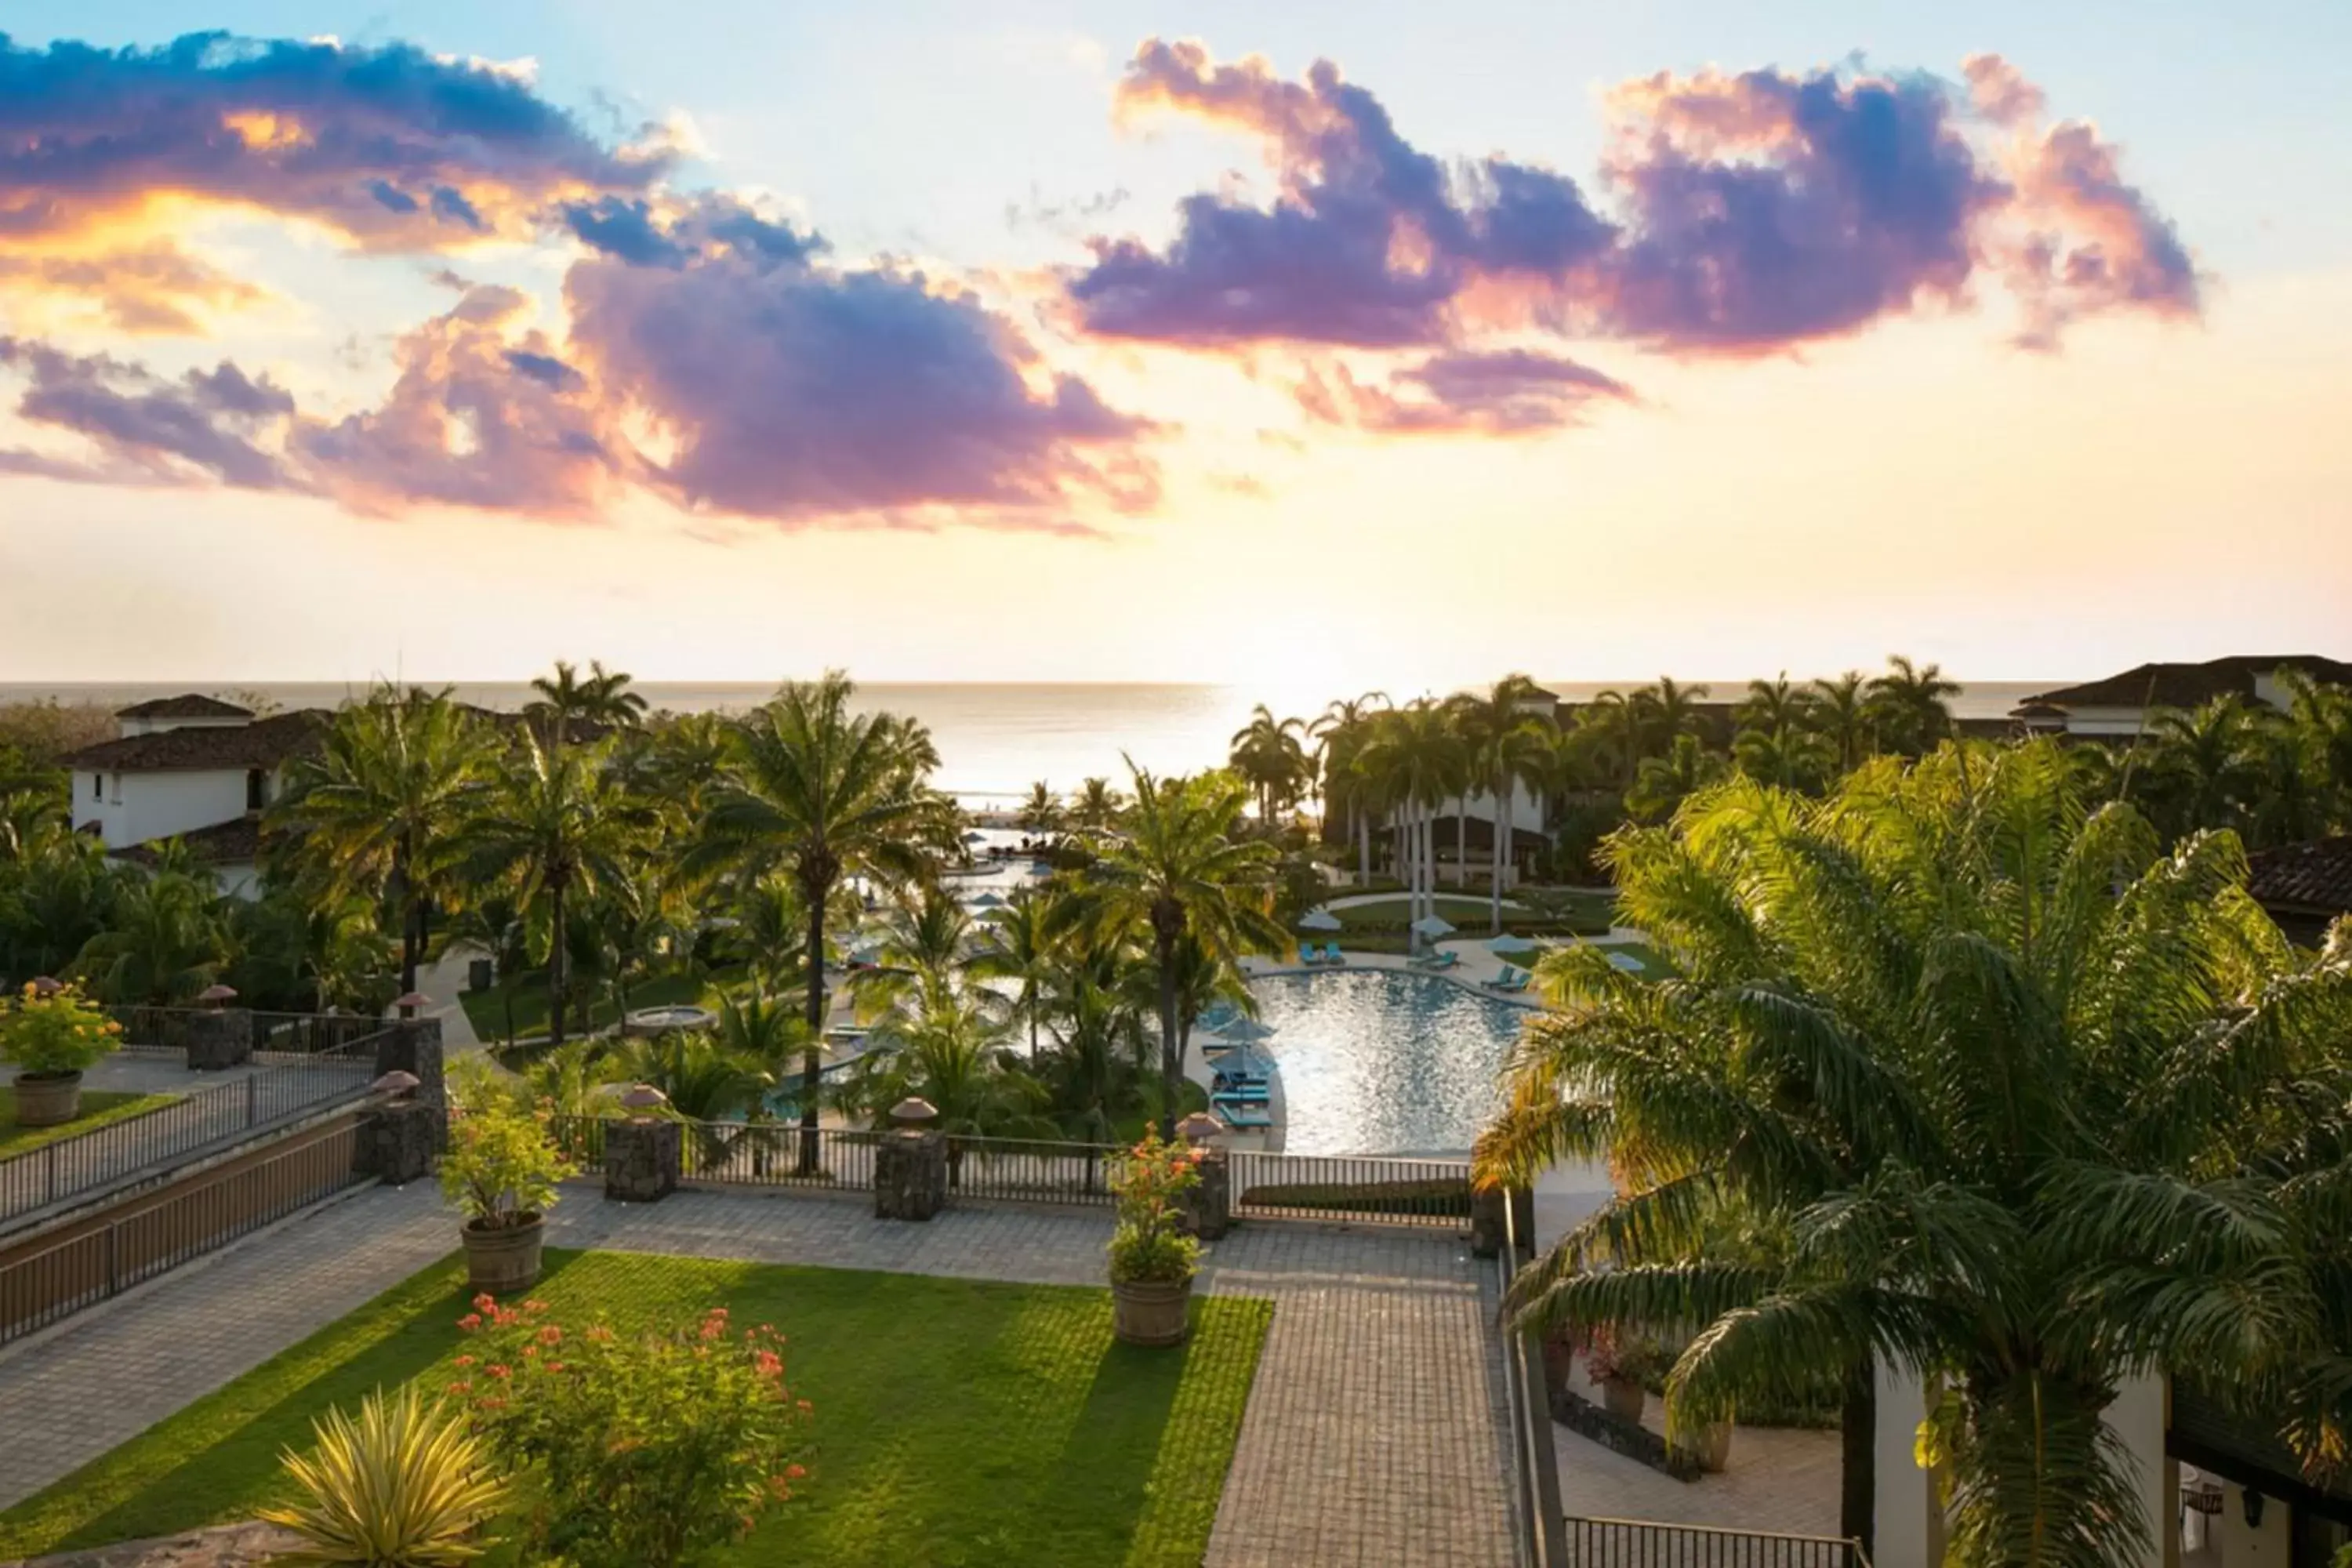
(1249, 970), (1534, 1157)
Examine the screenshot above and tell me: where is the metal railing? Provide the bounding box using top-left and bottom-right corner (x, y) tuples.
(946, 1137), (1116, 1207)
(0, 1120), (366, 1346)
(1562, 1519), (1867, 1567)
(1501, 1190), (1566, 1567)
(103, 1006), (387, 1058)
(1229, 1150), (1474, 1228)
(544, 1116), (888, 1192)
(0, 1033), (383, 1225)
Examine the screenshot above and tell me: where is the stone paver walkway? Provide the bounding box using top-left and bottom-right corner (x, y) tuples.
(0, 1181), (1515, 1568)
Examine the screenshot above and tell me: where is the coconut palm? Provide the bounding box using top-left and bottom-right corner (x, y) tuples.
(1359, 701), (1467, 939)
(277, 686), (488, 998)
(1809, 671), (1875, 774)
(1628, 677), (1711, 760)
(1018, 781), (1067, 838)
(1058, 764), (1287, 1136)
(851, 884), (978, 1018)
(1069, 776), (1127, 833)
(459, 736), (647, 1051)
(1477, 742), (2352, 1566)
(71, 870), (229, 1005)
(694, 673), (952, 1171)
(2140, 696), (2265, 841)
(1452, 677), (1555, 934)
(1735, 673), (1813, 738)
(1627, 733), (1722, 822)
(1733, 718), (1835, 793)
(525, 659), (646, 740)
(1229, 705), (1309, 828)
(837, 985), (1051, 1146)
(969, 889), (1060, 1058)
(1312, 693), (1390, 884)
(1866, 655), (1958, 756)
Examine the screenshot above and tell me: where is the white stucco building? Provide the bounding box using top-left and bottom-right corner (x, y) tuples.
(65, 696), (326, 897)
(2015, 656), (2352, 739)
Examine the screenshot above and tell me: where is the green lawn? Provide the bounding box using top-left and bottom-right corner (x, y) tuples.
(0, 1088), (178, 1157)
(0, 1249), (1272, 1568)
(459, 969), (720, 1047)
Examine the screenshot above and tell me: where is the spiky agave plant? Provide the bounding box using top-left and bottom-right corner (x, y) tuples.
(261, 1385), (506, 1566)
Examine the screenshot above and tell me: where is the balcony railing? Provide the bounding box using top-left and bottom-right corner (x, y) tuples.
(1562, 1517), (1869, 1567)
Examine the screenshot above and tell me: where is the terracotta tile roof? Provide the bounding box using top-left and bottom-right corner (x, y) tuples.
(113, 815), (265, 867)
(2245, 837), (2352, 916)
(2025, 656), (2352, 711)
(111, 693), (255, 721)
(63, 710), (331, 772)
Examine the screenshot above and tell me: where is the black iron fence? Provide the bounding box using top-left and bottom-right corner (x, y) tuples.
(0, 1033), (383, 1225)
(946, 1137), (1116, 1207)
(1562, 1519), (1868, 1567)
(1229, 1149), (1474, 1228)
(0, 1120), (366, 1346)
(103, 1006), (386, 1058)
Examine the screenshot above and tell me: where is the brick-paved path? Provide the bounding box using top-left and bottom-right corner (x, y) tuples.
(0, 1181), (1515, 1568)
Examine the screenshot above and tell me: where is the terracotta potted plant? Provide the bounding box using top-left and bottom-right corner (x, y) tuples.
(2, 980), (123, 1127)
(1107, 1131), (1203, 1346)
(440, 1097), (568, 1290)
(1579, 1323), (1651, 1423)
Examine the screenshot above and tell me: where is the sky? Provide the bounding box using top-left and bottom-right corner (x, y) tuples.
(1, 0), (2347, 695)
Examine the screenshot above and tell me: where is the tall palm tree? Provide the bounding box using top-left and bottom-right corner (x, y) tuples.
(839, 985), (1051, 1148)
(1866, 655), (1958, 757)
(1735, 673), (1813, 738)
(1452, 677), (1555, 934)
(1478, 742), (2352, 1566)
(1058, 764), (1287, 1136)
(1312, 692), (1390, 884)
(851, 884), (977, 1018)
(1809, 671), (1875, 774)
(525, 659), (647, 741)
(1017, 781), (1067, 838)
(1229, 705), (1309, 827)
(970, 889), (1059, 1058)
(1359, 701), (1466, 941)
(1733, 718), (1835, 793)
(278, 686), (488, 997)
(2280, 669), (2352, 832)
(459, 736), (647, 1050)
(2140, 696), (2264, 840)
(1069, 776), (1127, 833)
(1629, 677), (1711, 760)
(695, 673), (951, 1171)
(1626, 733), (1722, 823)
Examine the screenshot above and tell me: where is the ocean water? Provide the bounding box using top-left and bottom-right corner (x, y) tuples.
(0, 678), (2058, 801)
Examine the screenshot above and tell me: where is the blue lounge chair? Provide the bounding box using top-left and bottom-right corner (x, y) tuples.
(1214, 1080), (1270, 1101)
(1319, 942), (1347, 966)
(1298, 942), (1318, 967)
(1218, 1105), (1275, 1130)
(1414, 949), (1461, 971)
(1483, 965), (1530, 993)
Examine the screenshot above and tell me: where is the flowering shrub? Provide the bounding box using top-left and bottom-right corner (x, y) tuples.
(1575, 1321), (1671, 1386)
(0, 982), (122, 1078)
(438, 1099), (568, 1231)
(453, 1295), (813, 1568)
(1106, 1131), (1202, 1285)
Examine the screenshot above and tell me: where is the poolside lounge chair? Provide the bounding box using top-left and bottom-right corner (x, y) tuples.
(1319, 942), (1348, 966)
(1413, 949), (1461, 971)
(1218, 1105), (1275, 1130)
(1298, 942), (1318, 967)
(1483, 965), (1530, 994)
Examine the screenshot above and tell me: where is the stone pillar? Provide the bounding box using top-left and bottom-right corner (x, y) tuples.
(874, 1128), (947, 1221)
(1470, 1185), (1508, 1258)
(604, 1118), (682, 1203)
(358, 1101), (438, 1185)
(1178, 1148), (1232, 1240)
(184, 1008), (253, 1071)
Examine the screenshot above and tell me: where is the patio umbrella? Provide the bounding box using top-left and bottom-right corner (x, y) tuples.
(971, 891), (1006, 908)
(963, 829), (988, 843)
(1410, 914), (1457, 939)
(1298, 908), (1343, 931)
(1484, 933), (1539, 956)
(1222, 1018), (1277, 1040)
(1606, 951), (1647, 973)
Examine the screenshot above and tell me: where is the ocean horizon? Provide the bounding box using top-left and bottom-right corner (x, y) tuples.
(1, 678), (2062, 800)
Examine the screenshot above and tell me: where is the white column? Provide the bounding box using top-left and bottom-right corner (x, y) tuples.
(2105, 1376), (2171, 1568)
(1874, 1363), (1942, 1568)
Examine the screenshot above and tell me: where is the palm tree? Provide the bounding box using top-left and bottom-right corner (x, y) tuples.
(1058, 764), (1287, 1136)
(1312, 692), (1390, 885)
(459, 736), (646, 1051)
(1069, 776), (1127, 833)
(1452, 677), (1555, 934)
(1809, 672), (1875, 774)
(0, 826), (126, 981)
(1478, 742), (2352, 1566)
(1628, 677), (1711, 760)
(1229, 705), (1308, 828)
(72, 871), (229, 1004)
(525, 659), (647, 741)
(1359, 701), (1466, 942)
(970, 889), (1059, 1057)
(2280, 669), (2352, 832)
(838, 985), (1051, 1152)
(277, 686), (488, 998)
(1732, 719), (1835, 793)
(1017, 781), (1067, 839)
(851, 884), (977, 1018)
(1735, 673), (1813, 738)
(1866, 655), (1958, 756)
(695, 673), (951, 1171)
(2140, 696), (2265, 840)
(1626, 733), (1722, 822)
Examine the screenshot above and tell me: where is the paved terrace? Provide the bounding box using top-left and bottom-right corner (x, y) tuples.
(0, 1182), (1517, 1568)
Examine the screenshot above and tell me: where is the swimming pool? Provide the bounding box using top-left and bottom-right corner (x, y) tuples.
(1248, 969), (1534, 1157)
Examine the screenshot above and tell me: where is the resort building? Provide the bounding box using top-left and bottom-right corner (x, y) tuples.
(2013, 655), (2352, 738)
(2246, 837), (2352, 948)
(63, 697), (328, 896)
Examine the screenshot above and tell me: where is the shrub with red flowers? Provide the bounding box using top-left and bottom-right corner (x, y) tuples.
(452, 1294), (813, 1568)
(1573, 1319), (1671, 1387)
(1105, 1131), (1202, 1285)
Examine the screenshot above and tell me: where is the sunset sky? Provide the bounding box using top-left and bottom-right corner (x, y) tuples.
(2, 0), (2347, 695)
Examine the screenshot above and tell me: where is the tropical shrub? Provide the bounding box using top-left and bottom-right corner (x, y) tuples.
(259, 1384), (505, 1566)
(452, 1295), (813, 1568)
(1573, 1322), (1671, 1388)
(0, 981), (122, 1078)
(1106, 1131), (1202, 1285)
(438, 1100), (568, 1231)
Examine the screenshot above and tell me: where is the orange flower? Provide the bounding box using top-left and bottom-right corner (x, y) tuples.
(539, 1324), (563, 1345)
(453, 1354), (476, 1367)
(456, 1313), (483, 1331)
(472, 1293), (497, 1312)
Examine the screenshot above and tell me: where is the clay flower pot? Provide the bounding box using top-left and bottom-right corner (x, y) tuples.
(1601, 1374), (1647, 1424)
(1112, 1277), (1194, 1346)
(11, 1070), (83, 1128)
(462, 1213), (545, 1293)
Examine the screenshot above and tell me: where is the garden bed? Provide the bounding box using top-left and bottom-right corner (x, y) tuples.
(0, 1248), (1271, 1566)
